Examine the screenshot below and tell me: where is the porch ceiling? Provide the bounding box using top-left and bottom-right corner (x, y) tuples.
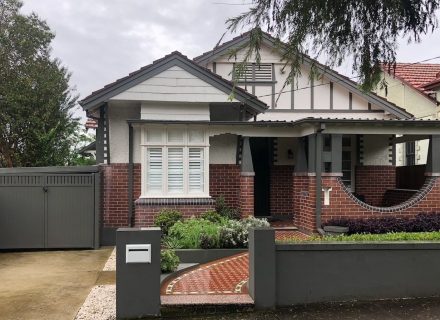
(127, 118), (440, 137)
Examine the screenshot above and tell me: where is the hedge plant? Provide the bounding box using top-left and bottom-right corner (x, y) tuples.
(154, 209), (183, 236)
(161, 249), (180, 273)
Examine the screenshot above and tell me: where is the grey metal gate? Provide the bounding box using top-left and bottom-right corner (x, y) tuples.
(0, 166), (100, 249)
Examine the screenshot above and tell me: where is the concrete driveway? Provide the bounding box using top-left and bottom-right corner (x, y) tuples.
(0, 247), (113, 320)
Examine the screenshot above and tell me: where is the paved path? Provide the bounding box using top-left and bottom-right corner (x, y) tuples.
(161, 230), (309, 305)
(0, 248), (113, 320)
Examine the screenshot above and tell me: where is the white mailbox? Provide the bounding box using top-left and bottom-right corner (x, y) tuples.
(126, 244), (151, 264)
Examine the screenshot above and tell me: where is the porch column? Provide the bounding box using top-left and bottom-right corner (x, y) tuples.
(426, 135), (440, 175)
(240, 137), (255, 217)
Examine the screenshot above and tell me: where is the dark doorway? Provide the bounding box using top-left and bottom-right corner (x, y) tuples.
(250, 137), (272, 216)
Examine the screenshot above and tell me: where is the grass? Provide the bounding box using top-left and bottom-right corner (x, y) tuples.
(277, 231), (440, 243)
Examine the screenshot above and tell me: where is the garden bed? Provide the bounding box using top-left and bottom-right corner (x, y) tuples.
(175, 248), (247, 264)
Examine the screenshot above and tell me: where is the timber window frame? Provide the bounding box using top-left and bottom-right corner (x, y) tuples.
(140, 126), (209, 198)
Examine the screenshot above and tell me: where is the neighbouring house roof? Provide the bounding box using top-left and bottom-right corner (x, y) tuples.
(79, 141), (96, 156)
(79, 51), (268, 114)
(194, 30), (412, 119)
(381, 63), (440, 102)
(85, 118), (97, 130)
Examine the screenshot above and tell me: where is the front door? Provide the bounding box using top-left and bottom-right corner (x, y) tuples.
(250, 137), (271, 216)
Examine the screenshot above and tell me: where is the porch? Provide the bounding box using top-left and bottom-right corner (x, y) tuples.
(115, 118), (440, 235)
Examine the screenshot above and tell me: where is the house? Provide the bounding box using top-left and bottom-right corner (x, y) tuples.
(376, 63), (440, 166)
(79, 31), (440, 243)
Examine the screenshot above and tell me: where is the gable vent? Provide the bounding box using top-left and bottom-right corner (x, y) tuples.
(235, 64), (273, 82)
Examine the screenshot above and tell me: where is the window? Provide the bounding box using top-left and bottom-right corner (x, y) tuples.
(341, 136), (354, 190)
(234, 63), (273, 82)
(142, 127), (208, 197)
(405, 141), (416, 166)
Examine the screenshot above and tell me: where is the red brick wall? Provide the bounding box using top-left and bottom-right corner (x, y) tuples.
(322, 176), (440, 223)
(293, 174), (316, 234)
(134, 204), (215, 227)
(239, 175), (254, 217)
(101, 163), (245, 228)
(100, 163), (141, 228)
(270, 165), (294, 216)
(209, 164), (241, 209)
(355, 166), (396, 206)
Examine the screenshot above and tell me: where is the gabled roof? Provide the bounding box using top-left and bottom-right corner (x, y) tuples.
(381, 63), (440, 102)
(79, 51), (268, 113)
(194, 31), (413, 119)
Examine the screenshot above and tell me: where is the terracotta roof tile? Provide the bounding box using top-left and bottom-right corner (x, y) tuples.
(381, 63), (440, 99)
(85, 118), (97, 129)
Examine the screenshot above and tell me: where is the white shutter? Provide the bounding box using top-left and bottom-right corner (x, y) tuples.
(188, 148), (204, 193)
(147, 148), (162, 193)
(167, 148), (184, 193)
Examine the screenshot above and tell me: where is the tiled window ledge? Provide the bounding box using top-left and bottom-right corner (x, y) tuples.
(135, 198), (215, 205)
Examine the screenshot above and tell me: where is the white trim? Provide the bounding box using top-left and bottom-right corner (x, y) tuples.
(140, 125), (210, 198)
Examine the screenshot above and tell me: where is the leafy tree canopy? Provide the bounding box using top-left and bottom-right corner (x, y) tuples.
(0, 0), (83, 167)
(227, 0), (439, 90)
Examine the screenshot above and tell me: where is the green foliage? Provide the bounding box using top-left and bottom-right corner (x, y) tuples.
(219, 216), (270, 248)
(160, 249), (180, 273)
(227, 1), (440, 91)
(323, 231), (440, 242)
(162, 236), (184, 250)
(0, 0), (80, 167)
(168, 218), (221, 249)
(199, 232), (218, 249)
(154, 209), (183, 236)
(201, 210), (224, 224)
(215, 195), (240, 220)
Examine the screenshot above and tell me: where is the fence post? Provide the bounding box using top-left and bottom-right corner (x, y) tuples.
(248, 227), (276, 309)
(116, 227), (161, 318)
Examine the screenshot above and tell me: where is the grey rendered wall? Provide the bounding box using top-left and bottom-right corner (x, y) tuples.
(275, 243), (440, 306)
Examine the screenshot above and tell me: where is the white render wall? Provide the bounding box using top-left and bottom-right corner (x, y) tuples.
(362, 135), (391, 166)
(108, 104), (141, 163)
(141, 102), (210, 121)
(209, 134), (237, 164)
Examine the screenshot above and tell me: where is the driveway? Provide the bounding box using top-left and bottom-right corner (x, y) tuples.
(0, 248), (113, 320)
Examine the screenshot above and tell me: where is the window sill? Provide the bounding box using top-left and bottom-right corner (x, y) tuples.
(135, 197), (215, 206)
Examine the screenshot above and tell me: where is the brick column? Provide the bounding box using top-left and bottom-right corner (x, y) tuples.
(239, 173), (255, 217)
(293, 174), (316, 234)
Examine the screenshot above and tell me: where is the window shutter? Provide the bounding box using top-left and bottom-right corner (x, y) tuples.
(188, 148), (204, 193)
(147, 148), (162, 192)
(168, 148), (184, 193)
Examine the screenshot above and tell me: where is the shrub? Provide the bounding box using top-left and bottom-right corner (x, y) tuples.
(162, 236), (183, 249)
(168, 218), (220, 249)
(154, 209), (183, 236)
(161, 249), (180, 273)
(219, 216), (270, 248)
(199, 232), (218, 249)
(325, 213), (440, 235)
(201, 210), (224, 224)
(215, 195), (241, 220)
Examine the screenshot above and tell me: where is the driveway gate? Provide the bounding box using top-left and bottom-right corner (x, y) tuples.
(0, 166), (100, 249)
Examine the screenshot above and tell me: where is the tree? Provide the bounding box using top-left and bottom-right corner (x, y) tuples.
(227, 0), (440, 90)
(0, 0), (79, 167)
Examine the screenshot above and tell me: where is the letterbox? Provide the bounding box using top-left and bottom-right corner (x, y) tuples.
(125, 244), (151, 263)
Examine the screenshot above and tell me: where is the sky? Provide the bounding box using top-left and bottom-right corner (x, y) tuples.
(20, 0), (440, 122)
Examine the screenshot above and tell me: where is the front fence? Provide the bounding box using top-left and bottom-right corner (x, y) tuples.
(249, 228), (440, 308)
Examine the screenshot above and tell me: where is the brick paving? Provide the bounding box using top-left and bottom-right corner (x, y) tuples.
(161, 230), (309, 300)
(162, 253), (249, 295)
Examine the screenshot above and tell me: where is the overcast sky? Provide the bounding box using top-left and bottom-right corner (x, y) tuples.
(21, 0), (440, 121)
